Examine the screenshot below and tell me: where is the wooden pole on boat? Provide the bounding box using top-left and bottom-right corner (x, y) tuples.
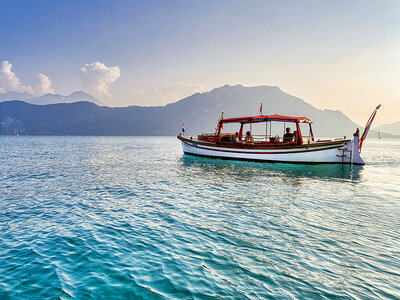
(269, 120), (271, 138)
(239, 123), (244, 141)
(309, 123), (315, 142)
(296, 122), (303, 145)
(283, 122), (285, 139)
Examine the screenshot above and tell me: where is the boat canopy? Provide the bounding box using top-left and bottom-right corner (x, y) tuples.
(220, 114), (312, 124)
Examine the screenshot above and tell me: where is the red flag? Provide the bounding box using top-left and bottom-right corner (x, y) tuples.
(259, 103), (263, 115)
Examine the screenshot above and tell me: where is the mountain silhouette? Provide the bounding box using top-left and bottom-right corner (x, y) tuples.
(0, 91), (34, 101)
(0, 85), (389, 137)
(374, 121), (400, 136)
(0, 91), (103, 105)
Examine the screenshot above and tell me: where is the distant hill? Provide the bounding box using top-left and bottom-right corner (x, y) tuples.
(0, 91), (34, 101)
(0, 91), (103, 106)
(0, 84), (391, 137)
(374, 121), (400, 136)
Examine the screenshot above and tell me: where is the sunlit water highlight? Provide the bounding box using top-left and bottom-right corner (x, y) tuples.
(0, 136), (399, 299)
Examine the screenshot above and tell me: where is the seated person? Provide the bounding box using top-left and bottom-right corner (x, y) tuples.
(245, 131), (254, 143)
(283, 127), (294, 143)
(232, 132), (240, 143)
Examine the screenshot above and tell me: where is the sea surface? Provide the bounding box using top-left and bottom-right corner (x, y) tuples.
(0, 136), (399, 299)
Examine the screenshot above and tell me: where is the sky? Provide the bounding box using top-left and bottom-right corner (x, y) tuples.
(0, 0), (399, 126)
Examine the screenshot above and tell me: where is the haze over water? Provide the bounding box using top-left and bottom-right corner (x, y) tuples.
(0, 136), (399, 299)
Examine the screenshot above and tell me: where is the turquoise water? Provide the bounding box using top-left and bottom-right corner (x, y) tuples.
(0, 136), (399, 299)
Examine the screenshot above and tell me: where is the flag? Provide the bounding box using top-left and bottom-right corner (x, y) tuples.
(259, 103), (263, 115)
(359, 104), (381, 151)
(217, 112), (224, 131)
(182, 123), (185, 133)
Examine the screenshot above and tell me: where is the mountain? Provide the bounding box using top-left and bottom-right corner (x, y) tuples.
(374, 121), (400, 136)
(165, 84), (360, 137)
(0, 91), (34, 101)
(27, 91), (103, 105)
(0, 84), (387, 137)
(63, 91), (103, 105)
(0, 91), (103, 105)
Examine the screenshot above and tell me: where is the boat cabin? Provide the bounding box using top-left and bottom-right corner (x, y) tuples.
(198, 114), (314, 146)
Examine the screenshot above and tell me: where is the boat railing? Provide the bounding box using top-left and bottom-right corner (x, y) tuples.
(252, 134), (316, 144)
(189, 133), (344, 144)
(315, 137), (347, 143)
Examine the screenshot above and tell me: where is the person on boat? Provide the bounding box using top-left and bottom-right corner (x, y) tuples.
(293, 131), (298, 143)
(232, 132), (240, 143)
(245, 131), (254, 143)
(283, 127), (294, 143)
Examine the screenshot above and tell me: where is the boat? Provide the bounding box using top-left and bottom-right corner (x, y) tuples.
(177, 105), (381, 165)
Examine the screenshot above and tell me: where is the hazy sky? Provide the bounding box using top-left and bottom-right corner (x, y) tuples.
(0, 0), (399, 126)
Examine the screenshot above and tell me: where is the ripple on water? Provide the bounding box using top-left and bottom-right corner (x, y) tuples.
(0, 136), (399, 298)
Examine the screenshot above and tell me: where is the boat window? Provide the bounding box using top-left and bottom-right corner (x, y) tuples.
(298, 123), (313, 143)
(218, 122), (237, 134)
(220, 135), (233, 143)
(243, 122), (297, 143)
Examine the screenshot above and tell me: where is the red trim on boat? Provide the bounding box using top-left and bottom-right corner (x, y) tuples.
(221, 114), (311, 124)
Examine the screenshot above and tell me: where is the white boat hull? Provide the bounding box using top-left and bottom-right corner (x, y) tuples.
(179, 136), (364, 165)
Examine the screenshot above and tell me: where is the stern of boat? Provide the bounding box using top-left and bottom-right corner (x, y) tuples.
(339, 136), (364, 165)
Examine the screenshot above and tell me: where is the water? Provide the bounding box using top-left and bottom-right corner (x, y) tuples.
(0, 136), (399, 299)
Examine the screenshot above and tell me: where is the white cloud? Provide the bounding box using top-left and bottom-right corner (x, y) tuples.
(0, 60), (54, 96)
(35, 73), (54, 95)
(0, 60), (34, 94)
(80, 62), (120, 98)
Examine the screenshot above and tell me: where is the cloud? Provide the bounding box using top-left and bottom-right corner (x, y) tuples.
(0, 60), (34, 94)
(35, 73), (54, 95)
(0, 60), (54, 96)
(80, 62), (120, 98)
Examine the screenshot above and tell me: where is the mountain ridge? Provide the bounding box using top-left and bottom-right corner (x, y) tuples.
(0, 85), (393, 138)
(374, 121), (400, 135)
(0, 91), (103, 106)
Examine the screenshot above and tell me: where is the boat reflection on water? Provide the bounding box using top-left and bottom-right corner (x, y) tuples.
(181, 155), (362, 182)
